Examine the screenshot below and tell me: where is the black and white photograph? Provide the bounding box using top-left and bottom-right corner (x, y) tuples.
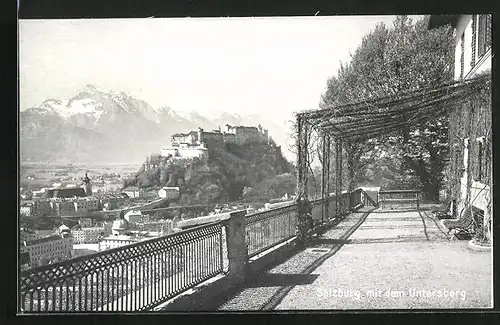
(18, 14), (492, 313)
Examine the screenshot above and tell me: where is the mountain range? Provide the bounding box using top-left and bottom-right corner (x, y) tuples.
(20, 84), (294, 164)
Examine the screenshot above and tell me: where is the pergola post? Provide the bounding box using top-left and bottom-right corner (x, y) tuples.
(335, 138), (343, 216)
(321, 133), (331, 222)
(296, 116), (312, 244)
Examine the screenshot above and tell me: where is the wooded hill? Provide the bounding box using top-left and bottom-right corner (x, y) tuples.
(123, 141), (296, 205)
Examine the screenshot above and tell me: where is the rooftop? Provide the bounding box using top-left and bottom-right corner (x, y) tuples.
(172, 131), (197, 137)
(42, 187), (87, 199)
(23, 235), (65, 246)
(122, 186), (140, 191)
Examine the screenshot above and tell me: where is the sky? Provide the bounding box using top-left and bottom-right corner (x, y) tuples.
(19, 16), (423, 123)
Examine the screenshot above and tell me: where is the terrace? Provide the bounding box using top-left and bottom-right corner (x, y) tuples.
(19, 188), (371, 312)
(19, 189), (492, 312)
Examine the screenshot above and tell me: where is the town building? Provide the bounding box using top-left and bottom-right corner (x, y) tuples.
(73, 197), (100, 213)
(158, 187), (180, 199)
(32, 199), (51, 216)
(72, 227), (105, 244)
(102, 221), (114, 235)
(20, 230), (73, 268)
(98, 213), (173, 251)
(97, 193), (125, 211)
(99, 213), (140, 250)
(124, 210), (143, 224)
(171, 130), (199, 146)
(78, 218), (93, 227)
(98, 235), (142, 251)
(35, 229), (57, 238)
(47, 196), (100, 216)
(20, 204), (33, 217)
(20, 228), (39, 242)
(429, 15), (492, 242)
(32, 188), (48, 199)
(137, 220), (174, 235)
(223, 124), (269, 145)
(160, 143), (209, 160)
(122, 186), (143, 199)
(41, 187), (87, 199)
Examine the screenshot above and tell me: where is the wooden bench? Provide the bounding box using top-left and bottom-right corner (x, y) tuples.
(443, 207), (474, 239)
(432, 199), (453, 219)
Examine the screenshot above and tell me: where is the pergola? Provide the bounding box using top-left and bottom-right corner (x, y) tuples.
(294, 75), (490, 243)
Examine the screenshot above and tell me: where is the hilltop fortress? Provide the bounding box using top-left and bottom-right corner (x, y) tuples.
(161, 124), (272, 160)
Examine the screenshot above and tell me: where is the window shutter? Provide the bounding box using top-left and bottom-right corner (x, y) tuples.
(486, 14), (491, 49)
(471, 15), (477, 67)
(478, 15), (487, 57)
(460, 33), (465, 79)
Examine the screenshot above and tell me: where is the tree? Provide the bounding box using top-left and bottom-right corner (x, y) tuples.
(320, 16), (454, 200)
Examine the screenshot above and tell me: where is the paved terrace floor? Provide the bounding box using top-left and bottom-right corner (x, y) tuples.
(214, 207), (492, 310)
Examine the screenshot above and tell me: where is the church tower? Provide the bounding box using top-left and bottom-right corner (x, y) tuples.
(82, 172), (92, 197)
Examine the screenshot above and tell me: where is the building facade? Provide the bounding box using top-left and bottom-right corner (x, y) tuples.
(224, 124), (269, 145)
(160, 143), (208, 160)
(20, 205), (33, 217)
(122, 186), (143, 198)
(171, 131), (199, 146)
(20, 233), (73, 268)
(32, 200), (51, 216)
(72, 227), (105, 244)
(158, 187), (180, 199)
(124, 210), (143, 224)
(165, 123), (271, 161)
(429, 14), (492, 242)
(20, 228), (39, 242)
(48, 197), (100, 216)
(78, 218), (93, 227)
(98, 235), (140, 251)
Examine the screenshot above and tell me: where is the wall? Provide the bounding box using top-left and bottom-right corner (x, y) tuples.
(158, 187), (180, 199)
(202, 131), (224, 143)
(454, 15), (492, 80)
(21, 236), (73, 267)
(451, 15), (492, 241)
(161, 146), (208, 159)
(72, 227), (104, 244)
(172, 133), (198, 146)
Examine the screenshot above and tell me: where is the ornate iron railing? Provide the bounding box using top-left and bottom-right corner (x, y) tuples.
(379, 190), (420, 210)
(245, 204), (298, 257)
(19, 222), (226, 312)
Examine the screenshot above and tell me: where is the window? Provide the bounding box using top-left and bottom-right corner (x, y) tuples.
(478, 14), (491, 58)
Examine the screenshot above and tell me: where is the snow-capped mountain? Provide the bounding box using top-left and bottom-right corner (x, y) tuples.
(20, 85), (292, 164)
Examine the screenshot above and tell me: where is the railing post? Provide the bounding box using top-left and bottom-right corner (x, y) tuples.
(222, 210), (247, 282)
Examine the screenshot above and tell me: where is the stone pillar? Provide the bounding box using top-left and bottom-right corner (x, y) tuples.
(222, 210), (247, 282)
